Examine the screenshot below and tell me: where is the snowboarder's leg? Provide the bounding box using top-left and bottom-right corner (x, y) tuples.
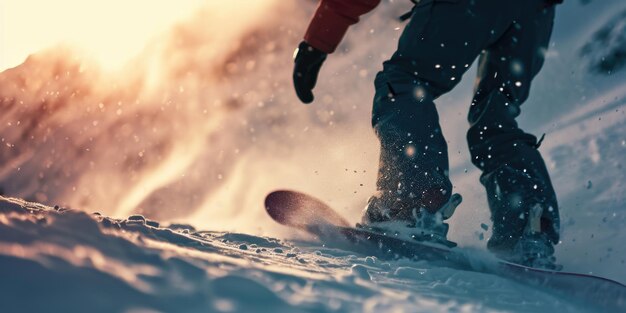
(367, 74), (454, 222)
(364, 0), (512, 224)
(466, 6), (560, 265)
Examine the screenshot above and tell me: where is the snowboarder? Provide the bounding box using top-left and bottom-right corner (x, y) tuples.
(292, 0), (565, 268)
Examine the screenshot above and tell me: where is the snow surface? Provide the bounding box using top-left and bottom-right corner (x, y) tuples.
(0, 196), (616, 313)
(1, 0), (626, 312)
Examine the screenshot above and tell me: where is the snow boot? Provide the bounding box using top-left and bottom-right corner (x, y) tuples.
(482, 159), (561, 269)
(502, 204), (561, 270)
(359, 189), (462, 248)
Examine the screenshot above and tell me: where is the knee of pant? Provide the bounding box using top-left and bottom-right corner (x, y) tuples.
(374, 106), (440, 136)
(467, 128), (538, 173)
(503, 81), (531, 106)
(471, 57), (534, 105)
(372, 85), (441, 130)
(490, 62), (533, 105)
(372, 70), (453, 120)
(469, 88), (527, 126)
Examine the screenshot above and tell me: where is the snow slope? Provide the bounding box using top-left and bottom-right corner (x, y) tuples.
(0, 196), (616, 313)
(1, 0), (626, 312)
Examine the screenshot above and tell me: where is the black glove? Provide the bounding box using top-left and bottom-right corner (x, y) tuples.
(293, 41), (327, 104)
(545, 0), (563, 6)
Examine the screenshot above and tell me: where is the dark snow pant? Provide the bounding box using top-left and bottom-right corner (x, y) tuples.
(371, 0), (560, 252)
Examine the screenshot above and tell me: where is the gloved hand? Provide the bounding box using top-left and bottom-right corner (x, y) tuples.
(292, 41), (327, 104)
(544, 0), (563, 6)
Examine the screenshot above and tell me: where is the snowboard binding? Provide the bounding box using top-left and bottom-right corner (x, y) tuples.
(508, 204), (563, 270)
(359, 193), (463, 248)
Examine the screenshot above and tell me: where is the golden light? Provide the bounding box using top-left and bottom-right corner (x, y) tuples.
(1, 0), (215, 72)
(1, 0), (373, 236)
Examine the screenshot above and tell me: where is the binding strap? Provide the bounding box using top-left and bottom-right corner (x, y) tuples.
(534, 133), (546, 149)
(398, 0), (419, 21)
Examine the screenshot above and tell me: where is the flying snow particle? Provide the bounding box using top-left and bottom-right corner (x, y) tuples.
(414, 86), (426, 100)
(405, 145), (416, 157)
(511, 60), (524, 75)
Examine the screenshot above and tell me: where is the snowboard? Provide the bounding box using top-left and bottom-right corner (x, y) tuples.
(264, 189), (626, 311)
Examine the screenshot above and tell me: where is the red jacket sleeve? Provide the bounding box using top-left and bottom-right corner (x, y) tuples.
(304, 0), (381, 53)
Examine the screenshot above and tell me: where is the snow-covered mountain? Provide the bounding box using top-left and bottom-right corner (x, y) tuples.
(0, 0), (625, 311)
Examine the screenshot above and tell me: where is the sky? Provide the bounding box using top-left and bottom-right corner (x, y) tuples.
(0, 0), (233, 71)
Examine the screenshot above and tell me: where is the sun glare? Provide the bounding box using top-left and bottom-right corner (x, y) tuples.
(0, 0), (208, 72)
